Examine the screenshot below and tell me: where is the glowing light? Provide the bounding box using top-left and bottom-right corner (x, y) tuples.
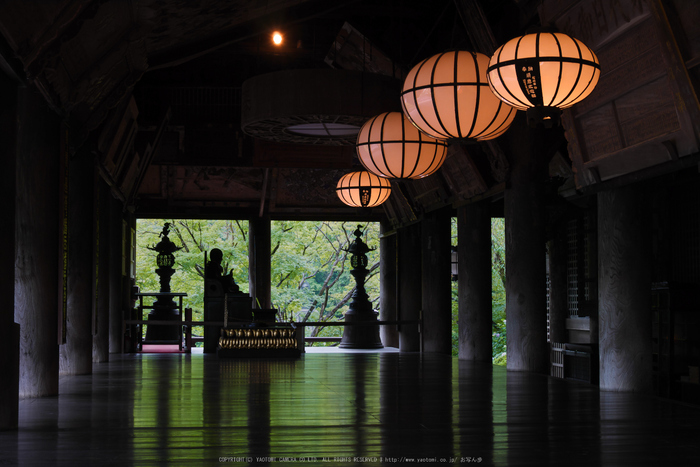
(487, 32), (600, 126)
(272, 32), (283, 46)
(336, 171), (391, 208)
(356, 112), (447, 179)
(401, 51), (516, 141)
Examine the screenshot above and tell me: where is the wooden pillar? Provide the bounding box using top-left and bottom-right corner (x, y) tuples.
(0, 73), (20, 429)
(59, 149), (94, 375)
(504, 116), (550, 373)
(15, 86), (60, 396)
(122, 215), (136, 353)
(379, 221), (399, 347)
(397, 223), (421, 351)
(249, 216), (271, 309)
(93, 178), (110, 362)
(108, 195), (123, 353)
(421, 207), (452, 354)
(458, 202), (492, 360)
(598, 185), (652, 393)
(548, 218), (568, 345)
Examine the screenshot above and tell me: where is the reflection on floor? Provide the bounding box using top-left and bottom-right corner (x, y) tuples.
(1, 351), (699, 466)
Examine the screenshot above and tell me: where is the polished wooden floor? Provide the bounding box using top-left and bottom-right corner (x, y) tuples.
(1, 349), (699, 466)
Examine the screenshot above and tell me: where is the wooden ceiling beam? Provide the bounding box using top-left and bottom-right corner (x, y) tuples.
(146, 0), (360, 71)
(453, 0), (498, 55)
(252, 139), (356, 169)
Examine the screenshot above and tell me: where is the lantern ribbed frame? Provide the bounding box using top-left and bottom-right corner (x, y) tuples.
(401, 51), (516, 141)
(356, 112), (448, 180)
(487, 32), (600, 111)
(336, 171), (392, 208)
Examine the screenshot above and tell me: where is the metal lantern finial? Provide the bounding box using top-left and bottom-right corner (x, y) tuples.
(336, 171), (392, 208)
(401, 51), (516, 141)
(487, 32), (600, 127)
(356, 112), (448, 180)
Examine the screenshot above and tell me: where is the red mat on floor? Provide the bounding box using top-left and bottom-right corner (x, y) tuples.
(141, 345), (184, 353)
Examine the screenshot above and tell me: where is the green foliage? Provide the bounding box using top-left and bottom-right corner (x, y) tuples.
(135, 219), (250, 341)
(491, 218), (506, 323)
(491, 218), (506, 364)
(137, 216), (503, 356)
(492, 351), (507, 366)
(135, 219), (379, 344)
(492, 319), (507, 364)
(271, 221), (380, 341)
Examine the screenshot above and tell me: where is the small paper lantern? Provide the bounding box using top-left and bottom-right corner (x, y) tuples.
(487, 32), (600, 125)
(401, 50), (516, 140)
(356, 112), (448, 179)
(336, 171), (392, 208)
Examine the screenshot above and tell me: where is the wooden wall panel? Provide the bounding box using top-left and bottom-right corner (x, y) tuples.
(541, 0), (700, 188)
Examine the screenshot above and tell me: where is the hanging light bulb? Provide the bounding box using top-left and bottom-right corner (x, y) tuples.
(356, 112), (448, 180)
(336, 171), (392, 208)
(401, 50), (516, 140)
(487, 32), (600, 127)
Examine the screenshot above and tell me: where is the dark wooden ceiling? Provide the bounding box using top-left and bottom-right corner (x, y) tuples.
(6, 0), (696, 226)
(0, 0), (530, 225)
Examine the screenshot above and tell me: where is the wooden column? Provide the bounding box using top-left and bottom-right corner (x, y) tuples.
(59, 149), (94, 375)
(93, 178), (110, 362)
(108, 195), (123, 353)
(0, 74), (20, 429)
(249, 216), (271, 309)
(548, 218), (568, 345)
(397, 223), (421, 351)
(504, 116), (550, 373)
(379, 221), (398, 348)
(598, 185), (652, 393)
(421, 207), (452, 354)
(14, 86), (60, 396)
(458, 202), (492, 360)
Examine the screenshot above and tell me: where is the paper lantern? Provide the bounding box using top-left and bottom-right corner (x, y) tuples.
(487, 32), (600, 125)
(336, 171), (392, 208)
(401, 51), (516, 140)
(356, 112), (448, 179)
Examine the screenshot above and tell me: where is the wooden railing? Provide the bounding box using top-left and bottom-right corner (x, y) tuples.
(123, 310), (421, 352)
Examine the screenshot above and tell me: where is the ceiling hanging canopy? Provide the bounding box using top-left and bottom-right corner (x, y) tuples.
(487, 32), (601, 126)
(336, 171), (392, 208)
(356, 112), (448, 179)
(241, 69), (401, 145)
(400, 51), (516, 141)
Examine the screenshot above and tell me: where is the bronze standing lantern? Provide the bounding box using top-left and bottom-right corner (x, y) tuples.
(339, 225), (382, 349)
(144, 223), (183, 343)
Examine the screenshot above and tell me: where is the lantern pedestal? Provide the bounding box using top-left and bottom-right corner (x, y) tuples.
(144, 296), (182, 343)
(339, 307), (383, 349)
(340, 226), (383, 349)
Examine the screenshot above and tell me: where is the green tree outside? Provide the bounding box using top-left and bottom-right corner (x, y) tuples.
(491, 218), (507, 365)
(270, 221), (380, 341)
(135, 219), (379, 345)
(136, 218), (502, 358)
